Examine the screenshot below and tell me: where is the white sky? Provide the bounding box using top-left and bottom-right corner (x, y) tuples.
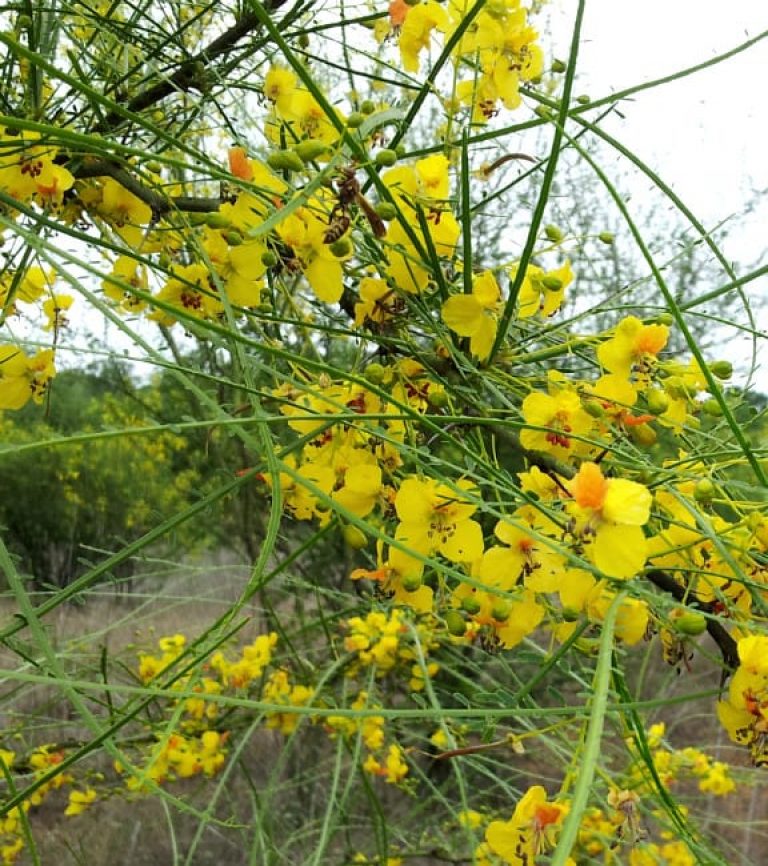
(542, 0), (768, 376)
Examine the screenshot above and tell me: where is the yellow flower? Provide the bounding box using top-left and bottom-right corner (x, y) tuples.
(520, 389), (594, 460)
(597, 315), (669, 379)
(64, 788), (97, 817)
(264, 66), (298, 115)
(567, 461), (652, 579)
(395, 476), (484, 563)
(399, 1), (448, 72)
(275, 203), (347, 304)
(333, 463), (382, 518)
(42, 293), (73, 331)
(102, 254), (148, 313)
(0, 345), (56, 410)
(441, 271), (501, 360)
(514, 260), (573, 319)
(486, 786), (567, 865)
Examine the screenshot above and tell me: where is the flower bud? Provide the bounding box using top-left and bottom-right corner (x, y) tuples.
(365, 362), (387, 384)
(629, 423), (657, 447)
(491, 600), (511, 622)
(584, 401), (605, 419)
(401, 573), (422, 592)
(293, 139), (329, 163)
(701, 398), (723, 417)
(224, 230), (243, 246)
(709, 360), (733, 380)
(461, 596), (481, 615)
(342, 525), (368, 549)
(375, 149), (398, 167)
(646, 389), (669, 415)
(428, 388), (449, 409)
(346, 112), (365, 128)
(670, 607), (707, 636)
(598, 231), (614, 245)
(541, 276), (563, 291)
(544, 224), (564, 242)
(694, 479), (715, 503)
(445, 610), (467, 637)
(267, 150), (305, 173)
(551, 59), (567, 74)
(261, 250), (279, 268)
(329, 237), (352, 257)
(360, 100), (376, 115)
(206, 212), (231, 229)
(374, 202), (397, 221)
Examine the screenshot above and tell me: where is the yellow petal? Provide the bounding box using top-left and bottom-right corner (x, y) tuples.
(593, 524), (647, 579)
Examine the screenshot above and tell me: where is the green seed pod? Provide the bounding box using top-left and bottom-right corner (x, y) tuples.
(298, 33), (310, 49)
(205, 212), (231, 229)
(646, 389), (670, 416)
(461, 596), (481, 615)
(374, 202), (397, 221)
(702, 398), (724, 417)
(670, 608), (707, 637)
(655, 312), (674, 326)
(561, 606), (580, 623)
(346, 112), (365, 129)
(224, 230), (243, 246)
(575, 94), (591, 105)
(709, 360), (733, 380)
(293, 139), (329, 163)
(598, 231), (614, 245)
(445, 610), (467, 637)
(267, 150), (306, 173)
(534, 105), (552, 119)
(360, 100), (376, 115)
(544, 224), (564, 242)
(342, 525), (367, 549)
(329, 237), (352, 258)
(401, 573), (423, 592)
(394, 144), (407, 159)
(146, 161), (163, 174)
(551, 59), (567, 74)
(375, 149), (398, 167)
(261, 250), (279, 268)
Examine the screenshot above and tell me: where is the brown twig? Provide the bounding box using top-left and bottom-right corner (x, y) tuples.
(94, 0), (290, 133)
(73, 158), (222, 218)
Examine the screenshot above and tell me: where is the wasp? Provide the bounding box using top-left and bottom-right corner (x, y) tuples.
(322, 211), (351, 245)
(323, 166), (386, 244)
